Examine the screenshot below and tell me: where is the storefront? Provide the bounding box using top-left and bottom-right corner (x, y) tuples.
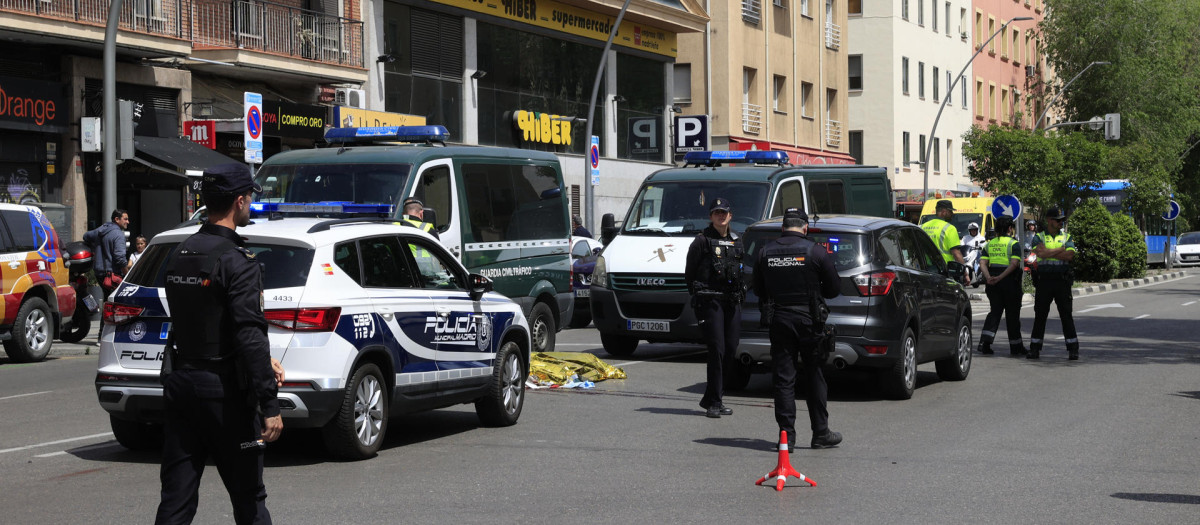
(0, 75), (68, 207)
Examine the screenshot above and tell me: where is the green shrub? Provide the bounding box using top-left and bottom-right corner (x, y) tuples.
(1112, 213), (1147, 278)
(1067, 198), (1117, 282)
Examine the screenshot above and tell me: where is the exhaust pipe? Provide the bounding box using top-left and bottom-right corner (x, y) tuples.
(832, 357), (847, 370)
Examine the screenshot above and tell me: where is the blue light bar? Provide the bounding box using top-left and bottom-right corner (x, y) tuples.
(323, 125), (450, 144)
(251, 202), (394, 216)
(683, 150), (789, 165)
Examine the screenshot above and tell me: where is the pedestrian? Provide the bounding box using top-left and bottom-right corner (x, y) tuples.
(398, 197), (439, 239)
(921, 200), (966, 266)
(684, 197), (745, 418)
(754, 207), (842, 451)
(155, 163), (284, 525)
(572, 214), (593, 239)
(125, 235), (147, 273)
(977, 218), (1028, 356)
(1028, 207), (1079, 360)
(83, 208), (130, 298)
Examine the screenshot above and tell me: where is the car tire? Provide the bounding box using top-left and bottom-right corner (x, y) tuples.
(110, 415), (162, 450)
(529, 302), (556, 353)
(883, 327), (917, 400)
(322, 363), (388, 460)
(601, 333), (639, 357)
(475, 341), (526, 427)
(567, 309), (592, 329)
(724, 361), (752, 391)
(936, 316), (973, 381)
(4, 297), (53, 363)
(59, 309), (91, 344)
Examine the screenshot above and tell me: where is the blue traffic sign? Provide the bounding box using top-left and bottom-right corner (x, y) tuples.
(991, 194), (1022, 219)
(1163, 200), (1181, 221)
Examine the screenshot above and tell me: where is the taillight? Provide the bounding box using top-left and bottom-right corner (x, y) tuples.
(103, 302), (144, 325)
(264, 307), (341, 332)
(864, 345), (889, 355)
(853, 271), (896, 296)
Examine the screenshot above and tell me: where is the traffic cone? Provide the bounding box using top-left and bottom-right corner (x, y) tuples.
(755, 430), (817, 491)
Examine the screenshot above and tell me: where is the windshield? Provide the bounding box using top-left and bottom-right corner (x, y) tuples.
(254, 163), (412, 204)
(920, 212), (983, 239)
(1179, 232), (1200, 245)
(623, 181), (770, 235)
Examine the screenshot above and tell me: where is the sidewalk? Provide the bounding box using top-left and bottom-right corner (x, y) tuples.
(969, 268), (1192, 303)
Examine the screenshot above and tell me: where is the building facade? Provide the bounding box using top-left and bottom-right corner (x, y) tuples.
(970, 0), (1046, 131)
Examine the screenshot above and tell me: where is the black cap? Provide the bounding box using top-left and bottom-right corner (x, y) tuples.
(1045, 207), (1066, 220)
(709, 197), (731, 213)
(783, 207), (809, 222)
(935, 199), (956, 211)
(202, 163), (261, 195)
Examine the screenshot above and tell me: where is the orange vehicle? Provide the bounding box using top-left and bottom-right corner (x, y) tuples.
(0, 203), (75, 362)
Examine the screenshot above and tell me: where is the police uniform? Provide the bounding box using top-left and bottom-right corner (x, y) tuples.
(978, 227), (1027, 356)
(921, 200), (962, 264)
(1028, 208), (1078, 360)
(399, 197), (440, 240)
(754, 208), (842, 450)
(156, 164), (279, 525)
(684, 197), (744, 418)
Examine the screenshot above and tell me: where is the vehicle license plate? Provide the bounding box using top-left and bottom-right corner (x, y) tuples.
(83, 295), (99, 312)
(575, 288), (590, 298)
(627, 319), (669, 332)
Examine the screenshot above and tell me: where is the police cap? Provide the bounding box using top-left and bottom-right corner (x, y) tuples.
(783, 207), (809, 222)
(935, 199), (956, 211)
(202, 163), (261, 195)
(1045, 207), (1067, 220)
(709, 197), (731, 213)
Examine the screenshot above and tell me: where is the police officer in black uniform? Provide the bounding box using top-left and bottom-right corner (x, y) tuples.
(156, 163), (284, 525)
(685, 197), (745, 418)
(754, 208), (842, 451)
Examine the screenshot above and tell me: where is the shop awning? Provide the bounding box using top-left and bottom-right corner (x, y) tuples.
(132, 136), (237, 179)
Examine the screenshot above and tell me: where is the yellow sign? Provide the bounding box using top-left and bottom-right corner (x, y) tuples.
(513, 110), (573, 146)
(334, 107), (426, 128)
(429, 0), (677, 57)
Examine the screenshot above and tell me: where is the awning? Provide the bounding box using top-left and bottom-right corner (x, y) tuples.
(132, 136), (237, 179)
(728, 138), (857, 165)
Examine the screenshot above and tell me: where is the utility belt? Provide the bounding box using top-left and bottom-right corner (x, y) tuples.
(176, 355), (235, 373)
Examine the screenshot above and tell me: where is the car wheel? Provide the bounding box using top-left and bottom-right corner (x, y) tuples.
(936, 316), (973, 381)
(601, 333), (639, 357)
(475, 341), (526, 427)
(724, 361), (752, 391)
(322, 363), (388, 460)
(59, 309), (91, 344)
(529, 302), (556, 353)
(883, 327), (917, 400)
(3, 298), (53, 362)
(110, 415), (162, 450)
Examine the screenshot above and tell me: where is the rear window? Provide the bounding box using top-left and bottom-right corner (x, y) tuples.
(744, 229), (869, 271)
(125, 243), (314, 290)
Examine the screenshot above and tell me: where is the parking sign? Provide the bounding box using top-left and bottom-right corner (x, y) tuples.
(674, 115), (709, 153)
(244, 92), (263, 164)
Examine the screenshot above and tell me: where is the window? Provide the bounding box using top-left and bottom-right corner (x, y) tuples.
(849, 130), (863, 164)
(808, 180), (847, 214)
(932, 0), (938, 31)
(383, 5), (464, 140)
(673, 63), (692, 103)
(961, 8), (968, 38)
(946, 139), (953, 174)
(975, 79), (984, 117)
(848, 0), (861, 15)
(961, 76), (967, 108)
(932, 66), (939, 102)
(333, 241), (362, 285)
(801, 81), (814, 117)
(901, 57), (910, 94)
(770, 180), (805, 216)
(1012, 27), (1021, 63)
(1001, 87), (1009, 123)
(946, 70), (952, 104)
(405, 238), (464, 290)
(988, 17), (996, 53)
(918, 61), (925, 98)
(975, 11), (983, 47)
(902, 132), (911, 165)
(1, 210), (35, 251)
(917, 0), (924, 25)
(412, 165), (452, 232)
(848, 55), (863, 90)
(919, 134), (926, 164)
(989, 83), (996, 121)
(359, 236), (419, 288)
(907, 227), (945, 273)
(801, 0), (810, 17)
(571, 240), (593, 258)
(773, 75), (787, 112)
(945, 2), (951, 35)
(1001, 20), (1009, 58)
(902, 0), (908, 20)
(933, 139), (940, 172)
(462, 163), (568, 243)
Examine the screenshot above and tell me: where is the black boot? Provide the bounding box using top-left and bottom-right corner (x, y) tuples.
(978, 343), (993, 355)
(1027, 346), (1040, 360)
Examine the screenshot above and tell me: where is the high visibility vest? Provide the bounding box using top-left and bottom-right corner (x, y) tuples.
(921, 218), (960, 263)
(1033, 232), (1075, 273)
(399, 217), (436, 260)
(982, 236), (1020, 272)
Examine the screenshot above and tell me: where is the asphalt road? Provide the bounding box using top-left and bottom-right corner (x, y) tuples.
(1, 272), (1197, 524)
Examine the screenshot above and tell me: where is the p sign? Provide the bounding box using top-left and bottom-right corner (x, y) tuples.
(674, 115), (709, 153)
(627, 117), (661, 156)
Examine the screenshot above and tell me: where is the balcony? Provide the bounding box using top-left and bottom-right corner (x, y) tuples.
(825, 119), (842, 147)
(742, 102), (762, 135)
(0, 0), (192, 56)
(825, 21), (841, 50)
(741, 0), (760, 25)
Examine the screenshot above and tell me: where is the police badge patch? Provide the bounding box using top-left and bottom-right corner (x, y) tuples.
(476, 314), (493, 351)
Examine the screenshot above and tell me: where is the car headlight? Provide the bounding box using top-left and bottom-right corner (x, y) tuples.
(592, 256), (607, 288)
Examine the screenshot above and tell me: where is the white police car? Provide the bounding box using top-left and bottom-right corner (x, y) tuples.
(95, 215), (530, 460)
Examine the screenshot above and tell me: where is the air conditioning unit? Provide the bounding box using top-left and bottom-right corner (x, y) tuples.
(1025, 65), (1037, 77)
(334, 88), (366, 109)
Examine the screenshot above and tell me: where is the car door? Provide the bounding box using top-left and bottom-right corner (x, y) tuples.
(409, 160), (460, 258)
(906, 227), (957, 355)
(877, 228), (930, 335)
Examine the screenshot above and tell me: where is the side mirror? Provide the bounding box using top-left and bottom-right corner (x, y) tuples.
(600, 213), (617, 245)
(592, 247), (602, 256)
(945, 261), (966, 281)
(422, 208), (439, 231)
(468, 273), (493, 301)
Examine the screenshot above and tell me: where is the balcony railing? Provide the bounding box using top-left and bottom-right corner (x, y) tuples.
(825, 119), (842, 147)
(741, 0), (761, 25)
(742, 102), (762, 135)
(0, 0), (189, 38)
(193, 0), (363, 66)
(825, 21), (841, 50)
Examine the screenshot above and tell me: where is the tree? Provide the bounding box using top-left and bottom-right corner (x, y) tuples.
(1067, 198), (1117, 282)
(962, 125), (1104, 213)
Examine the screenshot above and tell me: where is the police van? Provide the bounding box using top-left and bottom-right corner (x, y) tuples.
(96, 218), (530, 459)
(589, 150), (893, 356)
(250, 125), (571, 353)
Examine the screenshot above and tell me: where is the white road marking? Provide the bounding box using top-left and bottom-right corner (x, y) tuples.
(1184, 301), (1196, 306)
(1077, 303), (1124, 314)
(0, 432), (114, 455)
(34, 451), (68, 458)
(0, 391), (52, 401)
(1131, 314), (1150, 320)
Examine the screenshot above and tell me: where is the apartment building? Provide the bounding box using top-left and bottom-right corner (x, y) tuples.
(675, 0), (855, 165)
(970, 0), (1046, 131)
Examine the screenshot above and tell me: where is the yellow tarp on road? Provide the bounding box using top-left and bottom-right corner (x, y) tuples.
(528, 352), (627, 387)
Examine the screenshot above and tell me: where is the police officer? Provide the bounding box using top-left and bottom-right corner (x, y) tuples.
(1028, 207), (1079, 360)
(754, 208), (842, 451)
(156, 163), (284, 525)
(685, 197), (744, 418)
(399, 197), (439, 239)
(978, 218), (1028, 356)
(922, 200), (966, 266)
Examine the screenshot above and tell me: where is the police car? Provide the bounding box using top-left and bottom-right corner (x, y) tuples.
(95, 214), (531, 460)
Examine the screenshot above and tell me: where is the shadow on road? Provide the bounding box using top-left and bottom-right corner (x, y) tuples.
(693, 436), (777, 453)
(1111, 492), (1200, 504)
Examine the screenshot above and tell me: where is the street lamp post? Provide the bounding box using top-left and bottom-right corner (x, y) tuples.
(582, 0), (633, 233)
(922, 16), (1033, 204)
(1033, 61), (1111, 130)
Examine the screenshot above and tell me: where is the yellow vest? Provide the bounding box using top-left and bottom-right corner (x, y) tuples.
(983, 236), (1019, 270)
(921, 218), (960, 262)
(1034, 231), (1074, 272)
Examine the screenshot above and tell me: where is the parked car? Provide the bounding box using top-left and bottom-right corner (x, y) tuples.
(1175, 231), (1200, 266)
(569, 236), (604, 328)
(0, 203), (76, 362)
(95, 217), (530, 459)
(733, 215), (973, 400)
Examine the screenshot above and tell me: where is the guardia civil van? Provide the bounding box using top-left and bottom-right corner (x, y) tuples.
(250, 126), (571, 353)
(589, 150), (893, 357)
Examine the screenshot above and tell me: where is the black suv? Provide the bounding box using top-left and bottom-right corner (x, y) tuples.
(732, 215), (973, 399)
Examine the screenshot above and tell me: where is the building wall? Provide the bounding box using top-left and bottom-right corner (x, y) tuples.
(970, 0), (1046, 131)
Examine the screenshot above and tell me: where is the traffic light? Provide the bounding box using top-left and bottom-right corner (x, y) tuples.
(1104, 113), (1121, 141)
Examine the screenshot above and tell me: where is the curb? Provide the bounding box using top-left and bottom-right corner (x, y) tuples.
(969, 269), (1189, 302)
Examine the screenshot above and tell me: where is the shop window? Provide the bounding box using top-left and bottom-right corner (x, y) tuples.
(674, 64), (692, 104)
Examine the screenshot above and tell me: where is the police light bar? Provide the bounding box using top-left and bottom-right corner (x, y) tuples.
(323, 125), (450, 144)
(251, 202), (394, 215)
(682, 150), (789, 166)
